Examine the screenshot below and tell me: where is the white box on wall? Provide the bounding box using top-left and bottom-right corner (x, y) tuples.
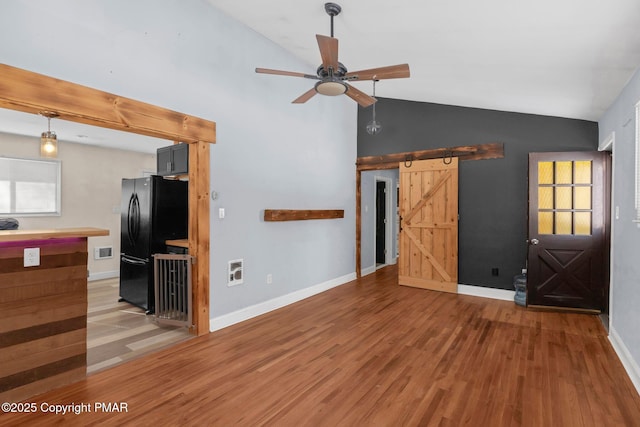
(228, 259), (243, 286)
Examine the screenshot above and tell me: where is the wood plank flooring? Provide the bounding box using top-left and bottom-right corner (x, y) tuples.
(86, 278), (191, 374)
(4, 265), (640, 426)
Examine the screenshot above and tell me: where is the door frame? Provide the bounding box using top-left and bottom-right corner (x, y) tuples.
(599, 131), (615, 329)
(527, 151), (610, 311)
(374, 176), (394, 267)
(0, 64), (214, 335)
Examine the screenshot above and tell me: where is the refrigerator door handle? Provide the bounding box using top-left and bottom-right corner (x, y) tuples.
(132, 194), (140, 242)
(121, 255), (148, 266)
(127, 194), (135, 246)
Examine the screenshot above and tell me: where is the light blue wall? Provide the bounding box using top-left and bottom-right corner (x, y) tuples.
(599, 67), (640, 386)
(361, 169), (399, 274)
(0, 1), (357, 321)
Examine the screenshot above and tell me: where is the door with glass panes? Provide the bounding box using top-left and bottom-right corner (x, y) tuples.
(527, 152), (610, 311)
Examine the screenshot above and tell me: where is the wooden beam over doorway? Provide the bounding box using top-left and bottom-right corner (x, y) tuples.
(0, 63), (215, 143)
(356, 142), (504, 171)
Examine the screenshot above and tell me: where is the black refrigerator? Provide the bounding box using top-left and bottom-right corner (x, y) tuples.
(120, 176), (188, 313)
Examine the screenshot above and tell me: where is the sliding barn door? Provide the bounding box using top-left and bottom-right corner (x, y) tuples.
(399, 158), (459, 293)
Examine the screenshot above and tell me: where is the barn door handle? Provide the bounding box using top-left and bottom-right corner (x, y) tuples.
(530, 238), (539, 245)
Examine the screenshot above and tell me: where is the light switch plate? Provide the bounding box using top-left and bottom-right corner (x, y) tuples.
(24, 247), (40, 267)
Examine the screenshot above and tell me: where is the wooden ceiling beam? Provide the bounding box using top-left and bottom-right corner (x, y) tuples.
(0, 63), (215, 144)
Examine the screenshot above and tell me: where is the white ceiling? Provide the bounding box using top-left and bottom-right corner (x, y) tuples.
(2, 1), (640, 153)
(208, 0), (640, 121)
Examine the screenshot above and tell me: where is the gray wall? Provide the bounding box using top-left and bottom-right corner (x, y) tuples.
(1, 0), (357, 322)
(358, 98), (598, 289)
(599, 67), (640, 383)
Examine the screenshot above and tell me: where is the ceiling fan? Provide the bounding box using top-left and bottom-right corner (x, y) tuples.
(255, 2), (410, 108)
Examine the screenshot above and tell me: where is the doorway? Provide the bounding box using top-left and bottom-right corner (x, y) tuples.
(375, 176), (394, 269)
(527, 151), (611, 311)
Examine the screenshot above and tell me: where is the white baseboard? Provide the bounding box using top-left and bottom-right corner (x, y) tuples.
(210, 272), (357, 332)
(609, 326), (640, 396)
(458, 284), (515, 301)
(361, 265), (376, 276)
(88, 270), (119, 282)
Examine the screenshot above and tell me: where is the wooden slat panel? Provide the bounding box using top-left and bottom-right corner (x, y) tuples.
(0, 354), (85, 393)
(0, 316), (86, 348)
(0, 366), (85, 404)
(0, 265), (86, 289)
(0, 235), (89, 401)
(0, 279), (86, 304)
(400, 168), (411, 276)
(0, 239), (88, 260)
(264, 210), (344, 221)
(427, 169), (439, 281)
(0, 340), (86, 378)
(0, 253), (87, 274)
(409, 171), (422, 280)
(0, 293), (87, 333)
(447, 166), (459, 282)
(0, 329), (86, 364)
(0, 64), (215, 144)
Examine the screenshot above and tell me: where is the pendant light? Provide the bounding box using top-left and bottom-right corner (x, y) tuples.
(366, 80), (381, 135)
(40, 111), (59, 158)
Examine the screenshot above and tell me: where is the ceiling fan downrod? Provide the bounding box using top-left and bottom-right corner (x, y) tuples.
(324, 2), (341, 38)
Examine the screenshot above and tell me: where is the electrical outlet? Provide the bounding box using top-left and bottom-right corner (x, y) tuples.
(24, 247), (40, 267)
(267, 274), (273, 284)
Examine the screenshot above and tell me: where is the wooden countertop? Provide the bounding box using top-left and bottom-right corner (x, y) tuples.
(0, 227), (109, 242)
(166, 239), (189, 249)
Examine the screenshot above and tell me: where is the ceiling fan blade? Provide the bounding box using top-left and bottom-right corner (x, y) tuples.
(344, 83), (377, 108)
(344, 64), (410, 81)
(316, 35), (339, 72)
(256, 68), (318, 79)
(292, 88), (318, 104)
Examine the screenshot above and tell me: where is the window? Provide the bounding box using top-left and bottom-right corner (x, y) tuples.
(0, 156), (61, 216)
(537, 160), (592, 235)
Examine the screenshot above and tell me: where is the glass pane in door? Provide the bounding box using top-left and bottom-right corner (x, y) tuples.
(537, 160), (593, 236)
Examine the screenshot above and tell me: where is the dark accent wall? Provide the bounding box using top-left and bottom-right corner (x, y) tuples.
(358, 98), (598, 290)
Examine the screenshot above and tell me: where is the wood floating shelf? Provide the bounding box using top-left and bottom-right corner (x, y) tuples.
(264, 209), (344, 222)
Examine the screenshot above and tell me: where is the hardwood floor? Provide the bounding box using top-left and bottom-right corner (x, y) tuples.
(87, 278), (191, 373)
(5, 265), (640, 426)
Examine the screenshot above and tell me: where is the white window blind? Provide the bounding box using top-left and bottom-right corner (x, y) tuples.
(0, 157), (61, 216)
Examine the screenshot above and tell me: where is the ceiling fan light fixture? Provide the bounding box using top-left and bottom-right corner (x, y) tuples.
(315, 80), (347, 96)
